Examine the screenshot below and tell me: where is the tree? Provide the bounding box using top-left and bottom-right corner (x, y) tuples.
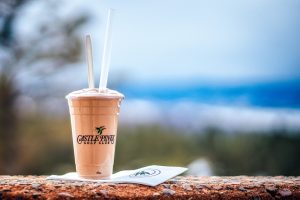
(0, 0), (88, 174)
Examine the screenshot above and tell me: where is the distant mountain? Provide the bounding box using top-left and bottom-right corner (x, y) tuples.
(117, 79), (300, 108)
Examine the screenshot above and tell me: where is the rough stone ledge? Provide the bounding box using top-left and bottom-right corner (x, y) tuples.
(0, 176), (299, 199)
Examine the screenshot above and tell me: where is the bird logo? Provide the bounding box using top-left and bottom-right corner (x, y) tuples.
(133, 171), (151, 176)
(129, 169), (161, 178)
(95, 126), (106, 135)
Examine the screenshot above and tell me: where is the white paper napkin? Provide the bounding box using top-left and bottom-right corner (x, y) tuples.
(46, 165), (187, 186)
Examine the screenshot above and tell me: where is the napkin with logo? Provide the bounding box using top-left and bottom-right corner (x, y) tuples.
(47, 165), (187, 186)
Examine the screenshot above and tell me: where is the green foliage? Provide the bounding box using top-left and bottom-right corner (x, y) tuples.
(115, 126), (300, 175)
(16, 116), (75, 175)
(114, 126), (197, 170)
(3, 116), (300, 176)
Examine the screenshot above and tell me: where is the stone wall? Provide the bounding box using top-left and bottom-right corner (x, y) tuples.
(0, 176), (299, 199)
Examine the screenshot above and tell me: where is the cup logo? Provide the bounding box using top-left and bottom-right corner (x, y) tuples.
(77, 126), (115, 144)
(96, 126), (106, 135)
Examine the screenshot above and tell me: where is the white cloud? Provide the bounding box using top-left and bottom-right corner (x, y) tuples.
(120, 99), (300, 132)
(120, 99), (163, 126)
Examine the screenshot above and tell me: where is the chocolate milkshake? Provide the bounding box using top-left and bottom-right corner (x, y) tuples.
(66, 88), (124, 179)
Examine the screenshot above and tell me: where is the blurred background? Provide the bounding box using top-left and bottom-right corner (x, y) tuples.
(1, 0), (300, 176)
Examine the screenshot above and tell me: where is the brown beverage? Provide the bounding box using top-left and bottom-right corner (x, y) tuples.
(66, 88), (124, 179)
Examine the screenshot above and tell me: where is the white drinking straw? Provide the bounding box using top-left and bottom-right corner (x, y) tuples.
(86, 35), (94, 88)
(99, 8), (115, 92)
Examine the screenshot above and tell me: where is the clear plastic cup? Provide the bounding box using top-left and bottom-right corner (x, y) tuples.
(66, 89), (124, 179)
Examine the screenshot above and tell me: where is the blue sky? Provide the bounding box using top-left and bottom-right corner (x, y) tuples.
(97, 0), (300, 83)
(16, 0), (300, 85)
